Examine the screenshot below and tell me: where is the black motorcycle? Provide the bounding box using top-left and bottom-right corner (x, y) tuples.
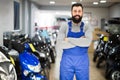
(105, 34), (120, 80)
(93, 34), (109, 68)
(3, 33), (51, 79)
(105, 45), (120, 80)
(32, 30), (56, 63)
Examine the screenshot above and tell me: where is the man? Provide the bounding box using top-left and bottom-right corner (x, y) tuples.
(56, 3), (93, 80)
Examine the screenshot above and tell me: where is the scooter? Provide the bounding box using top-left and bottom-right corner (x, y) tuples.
(0, 46), (17, 80)
(19, 43), (47, 80)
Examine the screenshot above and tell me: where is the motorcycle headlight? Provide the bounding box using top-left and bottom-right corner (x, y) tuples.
(46, 52), (49, 56)
(23, 70), (29, 76)
(39, 52), (46, 58)
(111, 48), (115, 53)
(109, 48), (115, 55)
(28, 63), (41, 72)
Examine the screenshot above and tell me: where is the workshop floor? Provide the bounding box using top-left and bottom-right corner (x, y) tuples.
(49, 52), (106, 80)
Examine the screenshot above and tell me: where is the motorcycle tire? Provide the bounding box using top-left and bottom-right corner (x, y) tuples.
(110, 70), (120, 80)
(96, 55), (105, 68)
(93, 51), (98, 62)
(44, 66), (50, 80)
(49, 48), (55, 63)
(41, 66), (50, 80)
(0, 62), (17, 80)
(93, 43), (101, 62)
(105, 63), (110, 79)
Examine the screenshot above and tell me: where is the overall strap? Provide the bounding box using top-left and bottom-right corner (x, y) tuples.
(80, 22), (84, 32)
(68, 21), (84, 31)
(68, 21), (72, 31)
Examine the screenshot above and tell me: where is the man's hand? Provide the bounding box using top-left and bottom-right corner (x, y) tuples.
(81, 36), (86, 38)
(64, 38), (68, 41)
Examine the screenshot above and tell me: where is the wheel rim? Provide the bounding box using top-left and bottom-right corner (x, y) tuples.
(112, 71), (120, 80)
(0, 64), (17, 80)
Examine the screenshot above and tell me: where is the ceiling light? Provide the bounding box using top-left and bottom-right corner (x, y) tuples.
(71, 1), (77, 4)
(80, 0), (82, 1)
(100, 0), (106, 3)
(93, 2), (99, 5)
(55, 12), (60, 14)
(50, 1), (55, 4)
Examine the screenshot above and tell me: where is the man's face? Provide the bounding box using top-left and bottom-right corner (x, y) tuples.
(71, 6), (83, 24)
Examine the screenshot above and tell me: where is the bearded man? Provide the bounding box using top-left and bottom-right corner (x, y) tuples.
(56, 3), (93, 80)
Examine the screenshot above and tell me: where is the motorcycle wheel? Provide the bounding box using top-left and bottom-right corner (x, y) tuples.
(0, 62), (17, 80)
(93, 51), (98, 62)
(96, 56), (103, 68)
(41, 66), (50, 80)
(93, 43), (101, 62)
(49, 48), (55, 63)
(105, 63), (110, 79)
(44, 66), (50, 80)
(110, 70), (120, 80)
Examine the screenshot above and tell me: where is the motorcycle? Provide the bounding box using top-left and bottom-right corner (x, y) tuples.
(32, 30), (56, 63)
(105, 45), (120, 80)
(0, 46), (17, 80)
(19, 43), (47, 80)
(105, 34), (120, 80)
(93, 34), (105, 62)
(3, 32), (50, 79)
(93, 34), (109, 68)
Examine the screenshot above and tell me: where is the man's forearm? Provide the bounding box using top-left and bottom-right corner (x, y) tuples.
(56, 39), (75, 49)
(67, 37), (92, 47)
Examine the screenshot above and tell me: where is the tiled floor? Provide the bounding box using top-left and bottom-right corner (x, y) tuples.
(49, 52), (107, 80)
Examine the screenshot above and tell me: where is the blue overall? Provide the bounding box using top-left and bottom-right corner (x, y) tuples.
(60, 21), (89, 80)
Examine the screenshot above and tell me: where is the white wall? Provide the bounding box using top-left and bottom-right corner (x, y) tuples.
(34, 10), (71, 26)
(31, 3), (39, 37)
(0, 1), (110, 45)
(21, 0), (30, 34)
(84, 8), (109, 28)
(35, 7), (109, 29)
(31, 5), (109, 36)
(109, 3), (120, 18)
(0, 0), (14, 45)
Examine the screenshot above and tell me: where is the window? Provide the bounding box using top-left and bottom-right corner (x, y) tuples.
(14, 1), (20, 30)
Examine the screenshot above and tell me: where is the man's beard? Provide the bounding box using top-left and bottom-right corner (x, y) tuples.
(72, 15), (82, 24)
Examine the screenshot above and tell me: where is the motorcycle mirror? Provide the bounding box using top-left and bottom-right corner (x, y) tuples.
(24, 34), (29, 39)
(106, 30), (110, 33)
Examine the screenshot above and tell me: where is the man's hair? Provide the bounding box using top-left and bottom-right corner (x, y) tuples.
(71, 3), (83, 11)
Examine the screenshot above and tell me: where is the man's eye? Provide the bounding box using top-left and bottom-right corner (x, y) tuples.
(74, 10), (77, 13)
(78, 10), (81, 13)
